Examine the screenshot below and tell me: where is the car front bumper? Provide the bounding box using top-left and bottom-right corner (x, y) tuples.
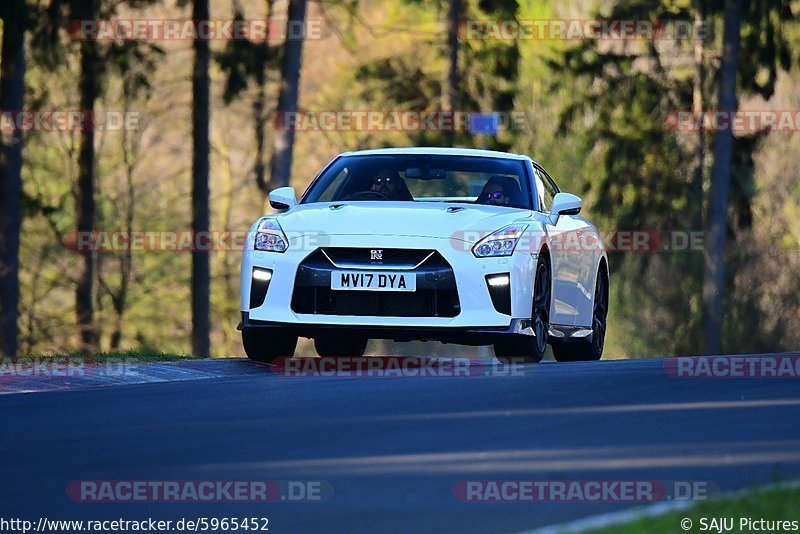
(238, 312), (535, 345)
(241, 234), (538, 332)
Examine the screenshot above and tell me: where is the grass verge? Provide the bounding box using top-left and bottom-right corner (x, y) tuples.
(591, 484), (800, 533)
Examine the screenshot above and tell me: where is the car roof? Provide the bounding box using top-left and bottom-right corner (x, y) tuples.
(340, 146), (537, 164)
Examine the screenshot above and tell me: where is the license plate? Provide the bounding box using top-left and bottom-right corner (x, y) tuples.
(331, 270), (416, 292)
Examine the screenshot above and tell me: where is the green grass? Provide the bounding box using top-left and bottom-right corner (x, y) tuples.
(591, 484), (800, 533)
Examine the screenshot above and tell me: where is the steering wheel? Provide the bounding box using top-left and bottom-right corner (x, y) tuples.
(344, 190), (391, 201)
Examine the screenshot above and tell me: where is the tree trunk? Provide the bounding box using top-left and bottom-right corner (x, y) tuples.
(109, 151), (135, 352)
(253, 88), (268, 195)
(191, 0), (211, 357)
(702, 0), (742, 354)
(253, 0), (275, 197)
(75, 0), (101, 353)
(0, 0), (27, 358)
(442, 0), (460, 147)
(268, 0), (307, 191)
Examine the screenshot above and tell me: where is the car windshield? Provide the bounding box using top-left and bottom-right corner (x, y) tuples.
(302, 154), (533, 209)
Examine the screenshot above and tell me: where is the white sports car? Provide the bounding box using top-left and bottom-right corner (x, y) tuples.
(239, 147), (608, 363)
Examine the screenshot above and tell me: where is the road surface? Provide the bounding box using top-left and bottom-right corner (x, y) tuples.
(2, 355), (799, 533)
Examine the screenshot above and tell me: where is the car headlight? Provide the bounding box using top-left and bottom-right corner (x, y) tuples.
(254, 218), (289, 252)
(472, 224), (528, 258)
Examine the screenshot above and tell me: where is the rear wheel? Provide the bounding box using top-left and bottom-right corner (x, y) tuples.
(314, 335), (368, 357)
(242, 329), (297, 362)
(494, 256), (550, 364)
(552, 266), (608, 362)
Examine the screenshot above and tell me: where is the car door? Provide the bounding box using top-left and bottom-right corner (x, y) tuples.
(536, 165), (601, 328)
(532, 165), (580, 326)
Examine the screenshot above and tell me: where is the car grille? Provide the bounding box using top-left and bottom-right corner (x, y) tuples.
(291, 249), (460, 318)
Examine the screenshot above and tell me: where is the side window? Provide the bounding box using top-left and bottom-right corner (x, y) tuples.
(317, 168), (349, 202)
(531, 167), (548, 212)
(537, 166), (559, 211)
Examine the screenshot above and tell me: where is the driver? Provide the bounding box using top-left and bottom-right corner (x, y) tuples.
(370, 170), (403, 198)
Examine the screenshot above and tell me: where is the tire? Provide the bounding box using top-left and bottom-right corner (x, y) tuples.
(552, 265), (608, 362)
(494, 255), (551, 364)
(314, 335), (368, 357)
(242, 329), (298, 362)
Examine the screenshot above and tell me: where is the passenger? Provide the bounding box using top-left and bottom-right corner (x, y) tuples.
(477, 176), (522, 207)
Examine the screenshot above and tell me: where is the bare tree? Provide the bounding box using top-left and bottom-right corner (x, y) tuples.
(192, 0), (212, 357)
(253, 0), (276, 196)
(442, 0), (460, 147)
(71, 0), (102, 352)
(268, 0), (308, 191)
(99, 102), (138, 351)
(0, 0), (27, 358)
(702, 0), (743, 354)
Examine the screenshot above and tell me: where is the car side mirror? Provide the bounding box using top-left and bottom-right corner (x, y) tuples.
(550, 192), (582, 220)
(269, 187), (297, 210)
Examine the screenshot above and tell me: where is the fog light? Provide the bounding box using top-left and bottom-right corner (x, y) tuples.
(486, 273), (511, 315)
(253, 268), (272, 282)
(487, 274), (510, 287)
(250, 268), (273, 309)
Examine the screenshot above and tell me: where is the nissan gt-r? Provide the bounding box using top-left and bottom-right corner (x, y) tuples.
(239, 147), (608, 363)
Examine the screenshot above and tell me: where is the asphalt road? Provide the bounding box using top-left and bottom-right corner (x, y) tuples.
(2, 355), (800, 533)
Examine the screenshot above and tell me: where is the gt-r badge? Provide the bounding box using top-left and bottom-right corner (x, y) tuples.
(370, 249), (383, 260)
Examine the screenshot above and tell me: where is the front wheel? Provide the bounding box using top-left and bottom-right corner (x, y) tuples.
(242, 329), (298, 362)
(494, 256), (551, 364)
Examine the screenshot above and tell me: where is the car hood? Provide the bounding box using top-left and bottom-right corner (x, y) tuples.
(275, 201), (532, 244)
